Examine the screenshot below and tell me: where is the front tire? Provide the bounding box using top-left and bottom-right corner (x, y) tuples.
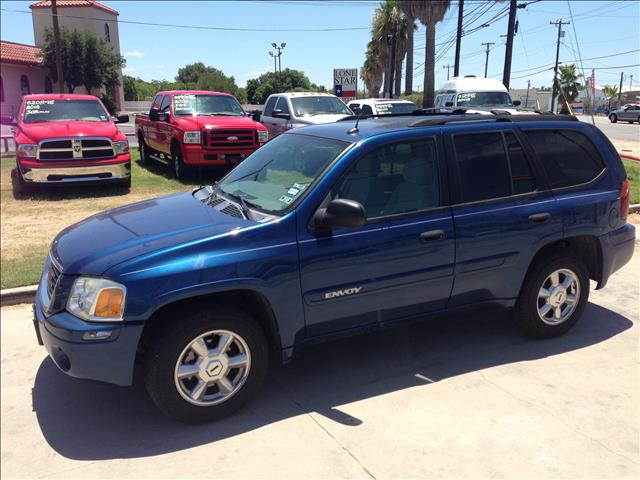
(609, 114), (617, 123)
(514, 253), (589, 338)
(139, 134), (151, 165)
(172, 146), (190, 180)
(144, 307), (269, 423)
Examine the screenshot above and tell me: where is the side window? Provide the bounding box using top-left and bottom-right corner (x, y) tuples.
(361, 104), (373, 115)
(524, 129), (605, 188)
(504, 132), (536, 194)
(453, 132), (510, 203)
(263, 96), (277, 117)
(151, 94), (163, 110)
(275, 96), (290, 115)
(160, 95), (171, 112)
(334, 139), (440, 219)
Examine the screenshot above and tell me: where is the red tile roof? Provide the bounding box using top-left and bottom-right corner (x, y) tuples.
(0, 41), (43, 66)
(30, 1), (119, 16)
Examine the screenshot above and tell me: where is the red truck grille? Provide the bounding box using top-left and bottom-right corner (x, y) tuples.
(38, 138), (115, 161)
(202, 129), (256, 149)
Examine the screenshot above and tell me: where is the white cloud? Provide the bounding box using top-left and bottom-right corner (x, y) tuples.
(123, 67), (139, 73)
(126, 50), (145, 58)
(247, 70), (267, 79)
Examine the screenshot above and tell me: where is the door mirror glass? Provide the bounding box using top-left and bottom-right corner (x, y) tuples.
(149, 108), (160, 121)
(512, 100), (521, 107)
(114, 114), (129, 124)
(313, 199), (366, 232)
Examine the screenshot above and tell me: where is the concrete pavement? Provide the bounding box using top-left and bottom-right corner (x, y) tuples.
(1, 246), (638, 479)
(578, 115), (640, 157)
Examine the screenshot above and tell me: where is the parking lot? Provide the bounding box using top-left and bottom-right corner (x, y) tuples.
(1, 245), (637, 479)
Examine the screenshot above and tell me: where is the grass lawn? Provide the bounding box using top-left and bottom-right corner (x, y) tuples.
(622, 158), (640, 205)
(0, 150), (221, 289)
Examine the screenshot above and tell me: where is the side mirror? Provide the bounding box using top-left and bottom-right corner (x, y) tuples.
(351, 106), (362, 114)
(149, 108), (160, 121)
(312, 199), (366, 232)
(250, 109), (262, 122)
(445, 101), (454, 107)
(114, 114), (129, 124)
(512, 100), (521, 107)
(0, 115), (17, 127)
(272, 109), (291, 120)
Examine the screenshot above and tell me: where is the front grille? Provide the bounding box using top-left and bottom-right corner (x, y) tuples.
(46, 259), (62, 297)
(202, 129), (256, 149)
(38, 138), (115, 161)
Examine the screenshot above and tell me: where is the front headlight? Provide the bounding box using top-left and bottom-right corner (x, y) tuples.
(183, 131), (201, 144)
(258, 130), (269, 144)
(17, 144), (38, 158)
(113, 140), (129, 154)
(67, 277), (126, 322)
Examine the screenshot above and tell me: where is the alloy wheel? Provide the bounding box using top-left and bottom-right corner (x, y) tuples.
(537, 268), (580, 325)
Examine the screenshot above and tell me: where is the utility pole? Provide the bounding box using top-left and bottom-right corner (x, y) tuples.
(525, 79), (530, 108)
(453, 0), (464, 77)
(502, 0), (517, 89)
(443, 64), (452, 81)
(482, 42), (495, 78)
(630, 74), (634, 92)
(550, 19), (570, 113)
(51, 0), (65, 93)
(270, 42), (286, 92)
(618, 71), (624, 106)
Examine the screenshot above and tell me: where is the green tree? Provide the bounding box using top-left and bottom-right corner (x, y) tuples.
(601, 84), (619, 110)
(41, 27), (125, 94)
(246, 69), (314, 104)
(196, 68), (239, 95)
(176, 62), (209, 84)
(414, 0), (451, 107)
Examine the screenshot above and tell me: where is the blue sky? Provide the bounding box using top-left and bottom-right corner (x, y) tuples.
(1, 0), (639, 92)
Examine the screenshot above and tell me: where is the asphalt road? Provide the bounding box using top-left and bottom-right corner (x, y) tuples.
(1, 247), (638, 478)
(579, 115), (640, 146)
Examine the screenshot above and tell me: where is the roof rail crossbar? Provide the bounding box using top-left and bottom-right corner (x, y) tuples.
(337, 108), (471, 122)
(409, 113), (578, 127)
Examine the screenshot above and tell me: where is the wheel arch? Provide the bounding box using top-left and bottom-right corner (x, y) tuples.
(135, 289), (283, 371)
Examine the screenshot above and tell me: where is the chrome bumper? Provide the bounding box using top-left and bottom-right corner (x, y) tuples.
(21, 162), (130, 183)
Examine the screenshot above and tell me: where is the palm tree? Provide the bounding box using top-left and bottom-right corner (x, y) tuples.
(361, 41), (384, 97)
(398, 1), (418, 95)
(601, 84), (619, 111)
(556, 64), (582, 113)
(413, 0), (451, 108)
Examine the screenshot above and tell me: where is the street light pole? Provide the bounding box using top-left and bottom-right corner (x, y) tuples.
(270, 42), (286, 92)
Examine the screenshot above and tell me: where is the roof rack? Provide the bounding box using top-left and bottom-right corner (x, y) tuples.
(337, 108), (471, 122)
(409, 113), (578, 127)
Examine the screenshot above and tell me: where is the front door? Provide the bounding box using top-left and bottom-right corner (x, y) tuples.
(298, 136), (455, 337)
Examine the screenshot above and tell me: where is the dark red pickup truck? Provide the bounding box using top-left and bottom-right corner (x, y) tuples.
(136, 90), (268, 179)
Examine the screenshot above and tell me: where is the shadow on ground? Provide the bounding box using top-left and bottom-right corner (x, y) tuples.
(32, 302), (632, 461)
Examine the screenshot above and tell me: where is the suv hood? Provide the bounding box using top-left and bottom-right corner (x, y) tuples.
(174, 115), (263, 130)
(18, 121), (122, 143)
(296, 114), (352, 125)
(51, 191), (249, 275)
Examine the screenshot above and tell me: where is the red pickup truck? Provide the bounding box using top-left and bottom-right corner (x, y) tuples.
(135, 90), (268, 179)
(3, 93), (131, 191)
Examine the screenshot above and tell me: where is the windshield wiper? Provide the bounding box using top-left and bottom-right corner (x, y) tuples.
(221, 190), (260, 220)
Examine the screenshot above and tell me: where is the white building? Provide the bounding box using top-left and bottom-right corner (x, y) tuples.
(0, 0), (125, 118)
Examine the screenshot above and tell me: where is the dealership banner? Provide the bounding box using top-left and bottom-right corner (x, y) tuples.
(334, 68), (357, 103)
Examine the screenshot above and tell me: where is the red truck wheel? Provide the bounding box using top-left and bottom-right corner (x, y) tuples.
(172, 146), (191, 181)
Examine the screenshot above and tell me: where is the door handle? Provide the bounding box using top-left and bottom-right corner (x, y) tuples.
(529, 212), (551, 224)
(420, 229), (445, 242)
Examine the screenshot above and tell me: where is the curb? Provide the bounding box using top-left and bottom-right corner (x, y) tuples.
(620, 152), (640, 162)
(630, 204), (640, 214)
(1, 285), (37, 307)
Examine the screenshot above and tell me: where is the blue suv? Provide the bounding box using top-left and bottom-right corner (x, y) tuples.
(33, 113), (635, 423)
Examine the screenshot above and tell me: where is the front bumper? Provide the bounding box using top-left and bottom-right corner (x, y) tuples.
(183, 145), (261, 166)
(597, 223), (636, 289)
(19, 158), (131, 184)
(34, 285), (144, 386)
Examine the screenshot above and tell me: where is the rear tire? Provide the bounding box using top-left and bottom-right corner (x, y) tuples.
(609, 114), (617, 123)
(514, 252), (589, 338)
(144, 306), (269, 423)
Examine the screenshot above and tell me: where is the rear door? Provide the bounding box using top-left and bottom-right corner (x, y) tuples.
(446, 124), (563, 307)
(260, 96), (279, 137)
(298, 135), (455, 337)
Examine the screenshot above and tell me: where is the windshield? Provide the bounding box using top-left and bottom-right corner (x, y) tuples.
(173, 94), (245, 117)
(290, 96), (353, 117)
(22, 99), (110, 123)
(456, 91), (513, 107)
(218, 133), (349, 213)
(375, 101), (418, 114)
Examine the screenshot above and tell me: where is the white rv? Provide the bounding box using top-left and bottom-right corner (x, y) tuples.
(433, 76), (520, 113)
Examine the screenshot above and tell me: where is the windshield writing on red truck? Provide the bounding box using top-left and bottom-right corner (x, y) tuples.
(23, 100), (109, 123)
(173, 94), (245, 117)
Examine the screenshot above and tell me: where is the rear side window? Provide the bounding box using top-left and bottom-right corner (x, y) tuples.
(263, 96), (277, 117)
(524, 130), (605, 188)
(504, 132), (536, 195)
(454, 133), (511, 203)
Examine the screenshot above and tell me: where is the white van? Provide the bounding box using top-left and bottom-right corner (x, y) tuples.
(433, 76), (520, 113)
(347, 98), (419, 116)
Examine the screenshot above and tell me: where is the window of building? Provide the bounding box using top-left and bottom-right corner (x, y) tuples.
(20, 75), (30, 96)
(44, 76), (53, 94)
(334, 139), (440, 219)
(104, 23), (111, 42)
(524, 129), (605, 188)
(453, 132), (511, 203)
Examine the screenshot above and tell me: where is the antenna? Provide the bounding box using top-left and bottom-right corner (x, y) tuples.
(347, 112), (364, 135)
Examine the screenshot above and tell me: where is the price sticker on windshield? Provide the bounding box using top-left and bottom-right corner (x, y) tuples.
(24, 99), (55, 116)
(457, 92), (476, 101)
(173, 95), (196, 111)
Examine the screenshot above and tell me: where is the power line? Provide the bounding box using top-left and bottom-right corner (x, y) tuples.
(1, 7), (371, 32)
